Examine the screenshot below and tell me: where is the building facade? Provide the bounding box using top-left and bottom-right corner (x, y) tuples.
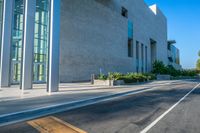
(59, 0), (168, 82)
(167, 40), (181, 70)
(0, 0), (179, 91)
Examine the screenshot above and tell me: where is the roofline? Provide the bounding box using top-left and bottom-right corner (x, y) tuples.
(168, 40), (176, 45)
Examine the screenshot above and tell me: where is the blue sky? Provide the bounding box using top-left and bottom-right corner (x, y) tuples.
(145, 0), (200, 69)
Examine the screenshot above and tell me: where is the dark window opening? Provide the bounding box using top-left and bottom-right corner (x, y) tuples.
(141, 44), (144, 73)
(122, 7), (128, 18)
(150, 39), (157, 68)
(128, 39), (133, 57)
(168, 44), (171, 50)
(136, 41), (139, 60)
(136, 41), (139, 72)
(145, 46), (148, 72)
(168, 57), (173, 62)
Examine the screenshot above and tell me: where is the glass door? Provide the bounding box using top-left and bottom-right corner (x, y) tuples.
(33, 63), (46, 83)
(11, 61), (21, 84)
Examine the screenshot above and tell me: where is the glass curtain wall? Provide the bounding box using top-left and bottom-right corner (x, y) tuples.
(10, 0), (50, 84)
(0, 0), (4, 58)
(11, 0), (24, 84)
(33, 0), (49, 83)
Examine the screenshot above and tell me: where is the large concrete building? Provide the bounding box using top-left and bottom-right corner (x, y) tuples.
(0, 0), (180, 92)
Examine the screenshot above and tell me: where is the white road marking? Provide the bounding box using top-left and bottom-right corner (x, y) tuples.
(140, 83), (200, 133)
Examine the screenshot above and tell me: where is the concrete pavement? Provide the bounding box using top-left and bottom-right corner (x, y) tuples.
(0, 80), (200, 133)
(0, 80), (184, 116)
(0, 80), (184, 126)
(148, 82), (200, 133)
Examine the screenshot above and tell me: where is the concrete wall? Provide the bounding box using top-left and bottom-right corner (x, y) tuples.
(60, 0), (168, 82)
(60, 0), (133, 82)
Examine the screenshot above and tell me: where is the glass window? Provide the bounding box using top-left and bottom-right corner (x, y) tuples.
(11, 0), (24, 83)
(0, 0), (4, 57)
(10, 0), (50, 84)
(33, 0), (49, 83)
(145, 46), (148, 72)
(136, 41), (139, 73)
(128, 20), (133, 39)
(141, 44), (144, 73)
(128, 39), (133, 57)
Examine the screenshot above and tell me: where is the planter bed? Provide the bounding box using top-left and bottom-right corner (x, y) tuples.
(93, 80), (125, 86)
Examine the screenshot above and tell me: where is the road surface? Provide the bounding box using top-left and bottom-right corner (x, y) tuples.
(1, 80), (200, 133)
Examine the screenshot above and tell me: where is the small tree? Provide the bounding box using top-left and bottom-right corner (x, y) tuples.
(197, 59), (200, 71)
(152, 60), (167, 74)
(197, 50), (200, 71)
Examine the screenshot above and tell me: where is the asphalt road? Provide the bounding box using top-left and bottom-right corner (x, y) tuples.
(1, 80), (200, 133)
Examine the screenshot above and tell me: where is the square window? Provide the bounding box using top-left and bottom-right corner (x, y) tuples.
(122, 7), (128, 18)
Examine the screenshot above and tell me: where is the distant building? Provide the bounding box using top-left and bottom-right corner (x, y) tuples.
(0, 0), (181, 92)
(167, 40), (182, 69)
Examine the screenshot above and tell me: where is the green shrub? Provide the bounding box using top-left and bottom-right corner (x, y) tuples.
(96, 72), (156, 83)
(180, 69), (198, 77)
(130, 73), (141, 82)
(196, 59), (200, 71)
(98, 73), (107, 80)
(152, 61), (168, 74)
(108, 72), (124, 80)
(144, 73), (156, 80)
(152, 60), (198, 77)
(122, 73), (155, 83)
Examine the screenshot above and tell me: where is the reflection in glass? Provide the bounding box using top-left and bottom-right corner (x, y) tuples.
(11, 0), (24, 83)
(10, 0), (50, 84)
(33, 0), (49, 83)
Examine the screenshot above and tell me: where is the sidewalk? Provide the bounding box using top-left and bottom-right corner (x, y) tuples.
(0, 80), (179, 102)
(0, 83), (116, 102)
(0, 80), (188, 115)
